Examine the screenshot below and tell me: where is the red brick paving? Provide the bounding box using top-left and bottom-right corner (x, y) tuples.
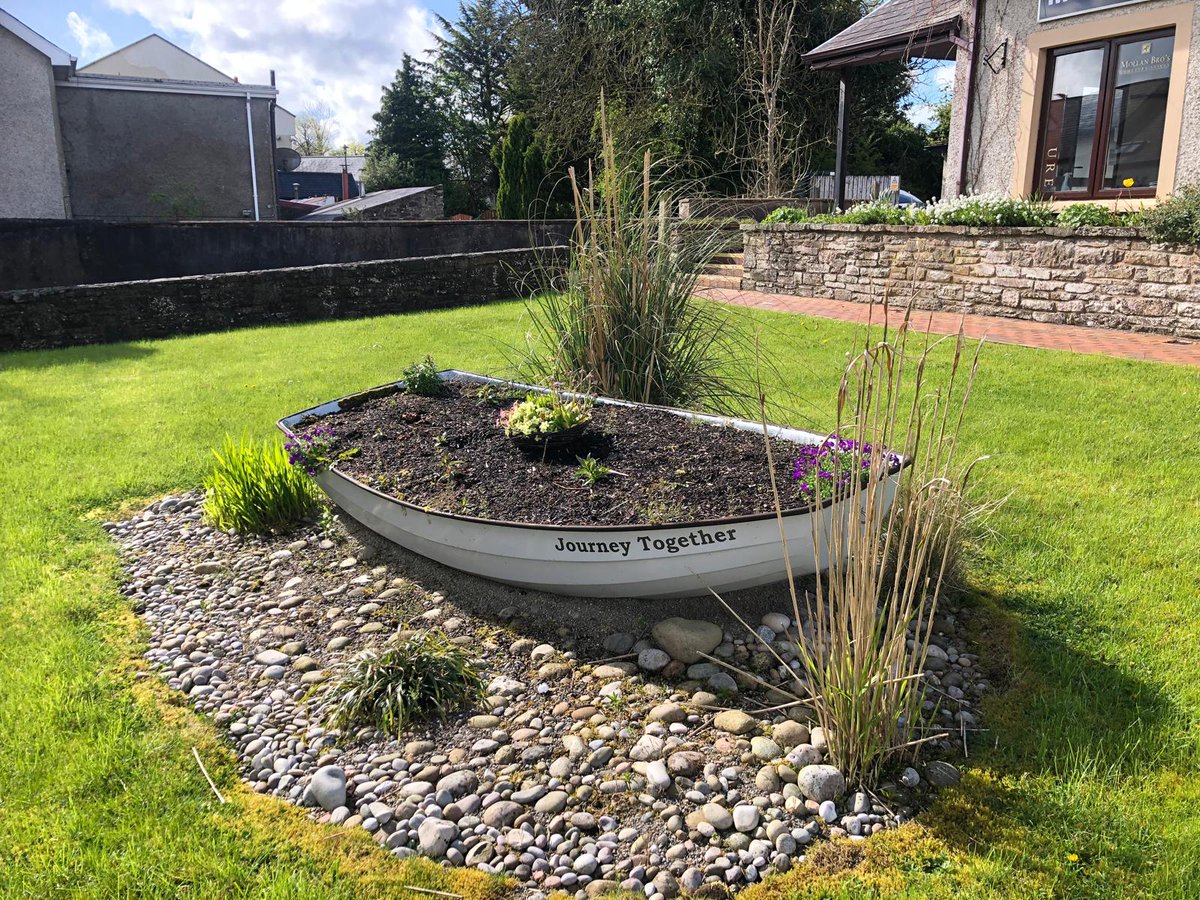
(698, 287), (1200, 368)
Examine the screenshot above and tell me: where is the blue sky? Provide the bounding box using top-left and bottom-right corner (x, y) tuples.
(6, 1), (954, 144)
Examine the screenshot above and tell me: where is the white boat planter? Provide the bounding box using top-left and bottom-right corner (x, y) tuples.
(278, 372), (902, 599)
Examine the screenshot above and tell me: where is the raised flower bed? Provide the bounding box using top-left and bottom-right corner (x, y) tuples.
(278, 371), (903, 599)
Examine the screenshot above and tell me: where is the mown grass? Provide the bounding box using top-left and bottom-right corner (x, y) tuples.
(0, 301), (1198, 897)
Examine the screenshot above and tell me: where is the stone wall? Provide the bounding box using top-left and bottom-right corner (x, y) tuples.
(360, 187), (444, 221)
(742, 223), (1200, 337)
(0, 247), (562, 352)
(1, 218), (575, 290)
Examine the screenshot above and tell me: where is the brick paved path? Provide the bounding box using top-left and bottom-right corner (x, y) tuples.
(699, 287), (1200, 368)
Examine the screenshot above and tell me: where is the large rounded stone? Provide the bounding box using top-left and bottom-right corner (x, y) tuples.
(701, 802), (733, 830)
(637, 648), (670, 672)
(796, 764), (846, 803)
(482, 800), (523, 828)
(652, 618), (723, 664)
(436, 770), (478, 799)
(713, 709), (756, 735)
(417, 818), (458, 858)
(308, 765), (346, 812)
(772, 720), (810, 750)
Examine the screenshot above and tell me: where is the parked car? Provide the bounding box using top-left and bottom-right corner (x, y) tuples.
(878, 189), (926, 208)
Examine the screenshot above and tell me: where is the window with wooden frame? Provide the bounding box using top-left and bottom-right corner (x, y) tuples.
(1034, 28), (1175, 199)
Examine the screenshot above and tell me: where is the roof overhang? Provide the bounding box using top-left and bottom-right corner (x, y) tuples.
(56, 73), (277, 99)
(803, 0), (964, 70)
(1, 9), (74, 67)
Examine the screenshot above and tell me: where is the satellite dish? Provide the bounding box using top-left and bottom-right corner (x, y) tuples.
(275, 147), (301, 172)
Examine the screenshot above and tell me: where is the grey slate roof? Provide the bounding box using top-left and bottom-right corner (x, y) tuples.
(295, 155), (367, 179)
(299, 187), (435, 220)
(804, 0), (964, 68)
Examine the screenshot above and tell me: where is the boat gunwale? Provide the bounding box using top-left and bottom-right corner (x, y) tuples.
(276, 370), (909, 534)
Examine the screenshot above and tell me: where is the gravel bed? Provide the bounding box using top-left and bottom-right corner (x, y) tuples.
(112, 493), (987, 898)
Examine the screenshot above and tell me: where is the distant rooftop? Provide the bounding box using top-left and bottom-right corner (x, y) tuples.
(300, 187), (437, 220)
(295, 156), (367, 179)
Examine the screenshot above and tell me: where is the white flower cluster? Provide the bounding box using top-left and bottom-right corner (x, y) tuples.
(924, 193), (1054, 227)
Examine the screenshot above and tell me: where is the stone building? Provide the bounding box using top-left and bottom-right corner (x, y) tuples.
(806, 0), (1198, 207)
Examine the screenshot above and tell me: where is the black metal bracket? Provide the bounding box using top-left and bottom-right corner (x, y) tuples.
(984, 39), (1008, 74)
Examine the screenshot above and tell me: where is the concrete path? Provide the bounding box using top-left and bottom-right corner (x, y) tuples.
(699, 287), (1200, 368)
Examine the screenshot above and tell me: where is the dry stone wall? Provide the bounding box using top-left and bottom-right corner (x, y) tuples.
(0, 247), (561, 352)
(742, 223), (1200, 338)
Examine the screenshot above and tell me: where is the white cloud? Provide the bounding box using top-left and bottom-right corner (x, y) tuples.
(906, 103), (936, 129)
(103, 0), (437, 143)
(932, 62), (956, 92)
(67, 11), (115, 61)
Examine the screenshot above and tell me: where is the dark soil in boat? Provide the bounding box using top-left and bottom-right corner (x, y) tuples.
(303, 379), (816, 526)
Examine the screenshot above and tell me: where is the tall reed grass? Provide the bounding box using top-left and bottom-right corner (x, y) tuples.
(725, 308), (983, 785)
(520, 101), (752, 413)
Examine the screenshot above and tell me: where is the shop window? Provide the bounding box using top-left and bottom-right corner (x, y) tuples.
(1035, 30), (1174, 199)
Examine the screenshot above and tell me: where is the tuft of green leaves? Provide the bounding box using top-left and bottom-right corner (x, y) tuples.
(402, 356), (447, 397)
(1140, 184), (1200, 244)
(323, 632), (484, 735)
(203, 436), (319, 534)
(575, 455), (612, 486)
(1057, 203), (1121, 228)
(762, 206), (812, 224)
(500, 392), (591, 437)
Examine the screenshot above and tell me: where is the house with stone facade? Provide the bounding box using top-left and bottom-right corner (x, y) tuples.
(807, 0), (1198, 208)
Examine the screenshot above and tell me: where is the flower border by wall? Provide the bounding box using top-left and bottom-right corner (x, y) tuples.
(740, 223), (1200, 338)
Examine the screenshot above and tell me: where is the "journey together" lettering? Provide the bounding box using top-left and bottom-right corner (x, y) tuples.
(552, 528), (738, 557)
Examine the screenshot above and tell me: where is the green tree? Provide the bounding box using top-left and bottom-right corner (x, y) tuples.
(294, 103), (336, 156)
(368, 55), (448, 188)
(431, 0), (518, 212)
(493, 113), (547, 218)
(361, 151), (416, 192)
(929, 98), (953, 145)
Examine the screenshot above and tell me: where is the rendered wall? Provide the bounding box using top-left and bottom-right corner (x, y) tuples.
(55, 85), (278, 221)
(742, 223), (1200, 337)
(944, 0), (1199, 201)
(0, 219), (574, 290)
(0, 28), (69, 219)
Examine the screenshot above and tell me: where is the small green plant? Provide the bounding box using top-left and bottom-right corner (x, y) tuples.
(1057, 203), (1120, 228)
(499, 392), (591, 438)
(762, 206), (812, 224)
(1140, 184), (1200, 244)
(203, 436), (319, 533)
(402, 356), (446, 397)
(323, 631), (484, 735)
(836, 199), (920, 226)
(575, 455), (612, 486)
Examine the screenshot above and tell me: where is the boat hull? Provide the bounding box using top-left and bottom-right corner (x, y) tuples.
(279, 372), (899, 599)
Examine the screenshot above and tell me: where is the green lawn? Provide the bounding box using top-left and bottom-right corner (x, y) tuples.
(1, 302), (1198, 898)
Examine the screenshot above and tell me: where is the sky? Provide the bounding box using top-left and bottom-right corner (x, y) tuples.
(6, 1), (955, 146)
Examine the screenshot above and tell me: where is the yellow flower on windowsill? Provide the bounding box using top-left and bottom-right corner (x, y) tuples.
(1123, 178), (1136, 188)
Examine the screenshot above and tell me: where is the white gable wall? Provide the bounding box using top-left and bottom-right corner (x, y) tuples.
(80, 34), (235, 82)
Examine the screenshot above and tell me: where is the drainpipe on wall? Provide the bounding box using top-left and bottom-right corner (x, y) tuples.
(245, 92), (261, 221)
(956, 0), (984, 197)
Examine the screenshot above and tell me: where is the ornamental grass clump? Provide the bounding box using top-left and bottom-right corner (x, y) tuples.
(203, 436), (319, 534)
(717, 308), (982, 786)
(323, 631), (484, 736)
(521, 97), (753, 414)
